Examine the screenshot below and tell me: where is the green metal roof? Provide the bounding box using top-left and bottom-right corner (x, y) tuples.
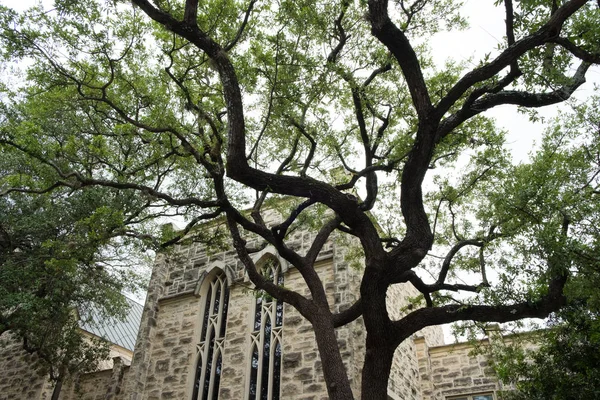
(80, 297), (143, 352)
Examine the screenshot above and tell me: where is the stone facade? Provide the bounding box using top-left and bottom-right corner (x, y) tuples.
(416, 337), (500, 400)
(0, 330), (134, 400)
(113, 215), (449, 400)
(1, 213), (519, 400)
(0, 333), (53, 400)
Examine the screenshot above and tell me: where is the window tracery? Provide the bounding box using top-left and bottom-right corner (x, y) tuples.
(192, 270), (229, 400)
(247, 259), (284, 400)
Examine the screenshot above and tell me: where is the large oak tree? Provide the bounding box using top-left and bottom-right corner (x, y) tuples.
(1, 1), (600, 399)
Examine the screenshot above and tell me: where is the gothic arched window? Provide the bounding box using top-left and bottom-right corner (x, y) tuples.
(247, 259), (284, 400)
(192, 270), (230, 400)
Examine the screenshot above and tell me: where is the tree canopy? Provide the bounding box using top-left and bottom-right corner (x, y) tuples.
(492, 304), (600, 400)
(1, 1), (599, 399)
(0, 121), (148, 394)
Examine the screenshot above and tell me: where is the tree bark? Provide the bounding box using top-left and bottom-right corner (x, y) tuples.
(51, 377), (63, 400)
(361, 339), (395, 400)
(312, 314), (355, 400)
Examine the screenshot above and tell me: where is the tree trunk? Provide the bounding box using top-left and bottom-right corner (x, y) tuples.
(312, 315), (355, 400)
(51, 378), (63, 400)
(361, 339), (394, 400)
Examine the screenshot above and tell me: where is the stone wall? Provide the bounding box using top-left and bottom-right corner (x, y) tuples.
(119, 207), (446, 400)
(74, 369), (114, 400)
(386, 283), (445, 400)
(0, 333), (52, 400)
(0, 331), (134, 400)
(123, 219), (367, 400)
(416, 337), (499, 400)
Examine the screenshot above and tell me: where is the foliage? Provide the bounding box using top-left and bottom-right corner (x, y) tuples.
(0, 153), (148, 390)
(492, 303), (600, 400)
(0, 1), (599, 399)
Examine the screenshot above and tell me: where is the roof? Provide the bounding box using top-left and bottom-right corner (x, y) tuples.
(79, 297), (144, 352)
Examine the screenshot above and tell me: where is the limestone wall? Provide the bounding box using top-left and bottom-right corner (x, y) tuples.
(416, 338), (499, 400)
(120, 208), (448, 400)
(124, 219), (366, 400)
(0, 208), (449, 400)
(74, 369), (114, 400)
(0, 333), (52, 400)
(385, 283), (445, 400)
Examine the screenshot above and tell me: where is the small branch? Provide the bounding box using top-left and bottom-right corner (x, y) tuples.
(551, 37), (600, 64)
(332, 298), (363, 327)
(224, 0), (258, 52)
(363, 63), (393, 88)
(304, 216), (341, 265)
(160, 208), (224, 248)
(327, 1), (350, 64)
(271, 198), (316, 240)
(436, 239), (483, 286)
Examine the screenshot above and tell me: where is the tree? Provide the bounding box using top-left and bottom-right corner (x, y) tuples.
(491, 228), (600, 400)
(0, 151), (147, 397)
(1, 1), (599, 399)
(492, 305), (600, 400)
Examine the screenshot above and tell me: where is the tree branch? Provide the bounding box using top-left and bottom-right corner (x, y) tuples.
(304, 216), (341, 266)
(224, 0), (258, 52)
(333, 298), (363, 327)
(367, 0), (433, 121)
(438, 61), (590, 137)
(436, 0), (589, 118)
(392, 274), (567, 345)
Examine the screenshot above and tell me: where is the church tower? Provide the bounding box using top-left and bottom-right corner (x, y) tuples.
(125, 211), (444, 400)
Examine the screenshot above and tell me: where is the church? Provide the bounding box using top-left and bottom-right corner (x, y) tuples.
(0, 217), (506, 400)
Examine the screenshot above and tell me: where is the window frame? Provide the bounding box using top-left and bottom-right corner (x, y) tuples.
(446, 392), (495, 400)
(190, 269), (230, 400)
(245, 257), (284, 400)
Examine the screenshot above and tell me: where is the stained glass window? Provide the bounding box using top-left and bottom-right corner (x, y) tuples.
(247, 259), (283, 400)
(192, 270), (229, 400)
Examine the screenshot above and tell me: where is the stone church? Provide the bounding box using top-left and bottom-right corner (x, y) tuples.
(0, 216), (505, 400)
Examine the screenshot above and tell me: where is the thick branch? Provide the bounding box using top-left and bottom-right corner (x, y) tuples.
(183, 0), (199, 25)
(472, 62), (589, 109)
(438, 61), (590, 137)
(332, 299), (363, 328)
(392, 274), (567, 345)
(436, 0), (589, 117)
(159, 209), (224, 248)
(503, 0), (520, 73)
(367, 0), (433, 121)
(304, 216), (341, 266)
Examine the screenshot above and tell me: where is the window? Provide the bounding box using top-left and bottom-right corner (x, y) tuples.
(247, 259), (284, 400)
(448, 393), (494, 400)
(192, 270), (230, 400)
